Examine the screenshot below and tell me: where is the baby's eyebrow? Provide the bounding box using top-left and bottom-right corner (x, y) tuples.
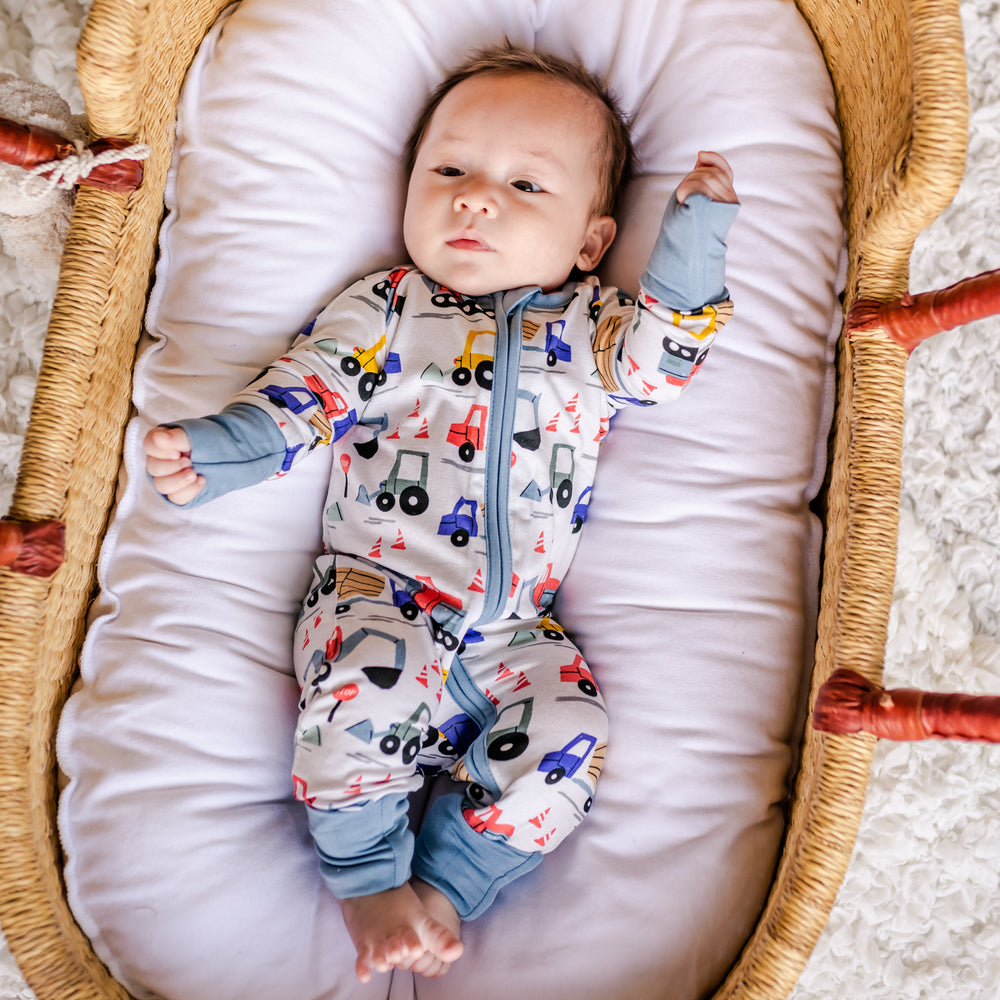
(432, 134), (569, 176)
(510, 147), (572, 179)
(521, 149), (563, 167)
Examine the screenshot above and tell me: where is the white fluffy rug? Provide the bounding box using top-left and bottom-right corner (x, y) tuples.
(1, 1), (998, 997)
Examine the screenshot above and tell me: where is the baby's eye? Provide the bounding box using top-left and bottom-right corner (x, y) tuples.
(512, 179), (542, 193)
(436, 166), (464, 177)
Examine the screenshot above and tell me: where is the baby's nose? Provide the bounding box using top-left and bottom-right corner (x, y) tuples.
(454, 182), (497, 216)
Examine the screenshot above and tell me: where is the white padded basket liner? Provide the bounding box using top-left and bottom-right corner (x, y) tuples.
(58, 1), (844, 997)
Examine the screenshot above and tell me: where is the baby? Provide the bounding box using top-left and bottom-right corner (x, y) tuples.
(145, 43), (738, 983)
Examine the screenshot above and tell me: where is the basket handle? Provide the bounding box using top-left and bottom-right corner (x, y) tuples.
(813, 668), (1000, 742)
(846, 267), (1000, 351)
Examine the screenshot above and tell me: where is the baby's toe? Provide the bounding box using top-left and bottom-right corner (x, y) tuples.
(383, 928), (423, 969)
(425, 920), (463, 962)
(354, 949), (374, 984)
(409, 951), (450, 978)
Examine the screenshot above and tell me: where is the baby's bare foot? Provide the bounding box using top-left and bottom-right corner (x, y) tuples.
(339, 882), (463, 983)
(406, 879), (464, 978)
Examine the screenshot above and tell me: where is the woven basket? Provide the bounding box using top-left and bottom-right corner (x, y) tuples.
(0, 0), (968, 997)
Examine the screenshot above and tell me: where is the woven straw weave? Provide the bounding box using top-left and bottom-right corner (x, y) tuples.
(0, 1), (968, 997)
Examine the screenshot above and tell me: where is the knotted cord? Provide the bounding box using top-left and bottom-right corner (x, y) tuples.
(19, 139), (151, 197)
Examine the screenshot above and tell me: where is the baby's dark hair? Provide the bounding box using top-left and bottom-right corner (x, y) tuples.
(403, 42), (636, 219)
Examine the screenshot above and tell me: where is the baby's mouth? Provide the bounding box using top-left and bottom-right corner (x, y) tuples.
(448, 232), (493, 251)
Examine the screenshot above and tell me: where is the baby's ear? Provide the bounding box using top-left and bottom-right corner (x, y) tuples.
(576, 215), (617, 272)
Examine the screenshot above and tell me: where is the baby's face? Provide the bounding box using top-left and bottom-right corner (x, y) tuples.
(403, 72), (615, 296)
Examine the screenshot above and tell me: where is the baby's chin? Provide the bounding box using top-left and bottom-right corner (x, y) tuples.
(425, 276), (502, 298)
(405, 248), (576, 297)
(406, 241), (577, 296)
(417, 268), (569, 298)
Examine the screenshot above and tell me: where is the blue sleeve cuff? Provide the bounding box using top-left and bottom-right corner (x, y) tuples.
(158, 402), (288, 508)
(640, 191), (739, 311)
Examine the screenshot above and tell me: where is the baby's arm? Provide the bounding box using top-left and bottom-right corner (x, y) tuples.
(594, 152), (738, 405)
(640, 151), (739, 313)
(143, 402), (291, 508)
(142, 273), (400, 509)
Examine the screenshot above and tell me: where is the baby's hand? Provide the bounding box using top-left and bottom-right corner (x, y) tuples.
(143, 425), (205, 505)
(676, 151), (738, 205)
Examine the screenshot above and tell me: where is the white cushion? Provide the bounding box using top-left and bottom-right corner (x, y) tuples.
(57, 0), (844, 997)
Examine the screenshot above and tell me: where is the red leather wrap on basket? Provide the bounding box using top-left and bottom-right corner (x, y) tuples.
(847, 268), (1000, 351)
(0, 519), (66, 577)
(814, 668), (1000, 743)
(0, 116), (144, 191)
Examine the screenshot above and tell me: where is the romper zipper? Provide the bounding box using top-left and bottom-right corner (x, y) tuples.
(473, 291), (529, 627)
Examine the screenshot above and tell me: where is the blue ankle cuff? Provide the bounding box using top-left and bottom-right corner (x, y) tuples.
(412, 793), (540, 919)
(307, 796), (413, 899)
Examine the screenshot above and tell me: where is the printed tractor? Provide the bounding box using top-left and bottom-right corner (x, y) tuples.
(340, 333), (402, 400)
(571, 485), (592, 532)
(447, 404), (488, 462)
(453, 330), (494, 389)
(375, 449), (429, 515)
(544, 320), (572, 366)
(391, 575), (465, 651)
(258, 380), (352, 447)
(550, 443), (575, 508)
(538, 733), (598, 785)
(532, 564), (561, 611)
(378, 702), (436, 764)
(560, 654), (599, 697)
(438, 497), (479, 547)
(486, 698), (534, 761)
(435, 713), (481, 757)
(658, 333), (709, 387)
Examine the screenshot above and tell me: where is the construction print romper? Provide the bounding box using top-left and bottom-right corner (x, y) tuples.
(170, 193), (737, 919)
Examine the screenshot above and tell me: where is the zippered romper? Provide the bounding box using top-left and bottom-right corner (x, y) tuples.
(167, 193), (737, 918)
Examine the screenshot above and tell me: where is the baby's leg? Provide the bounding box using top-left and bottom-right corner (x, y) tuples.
(291, 556), (457, 976)
(292, 555), (446, 817)
(340, 881), (463, 983)
(412, 617), (608, 917)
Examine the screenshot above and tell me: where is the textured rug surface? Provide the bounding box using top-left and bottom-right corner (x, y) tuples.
(1, 0), (998, 997)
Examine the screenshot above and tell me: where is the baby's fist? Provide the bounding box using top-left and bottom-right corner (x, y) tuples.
(143, 425), (204, 505)
(676, 151), (738, 205)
